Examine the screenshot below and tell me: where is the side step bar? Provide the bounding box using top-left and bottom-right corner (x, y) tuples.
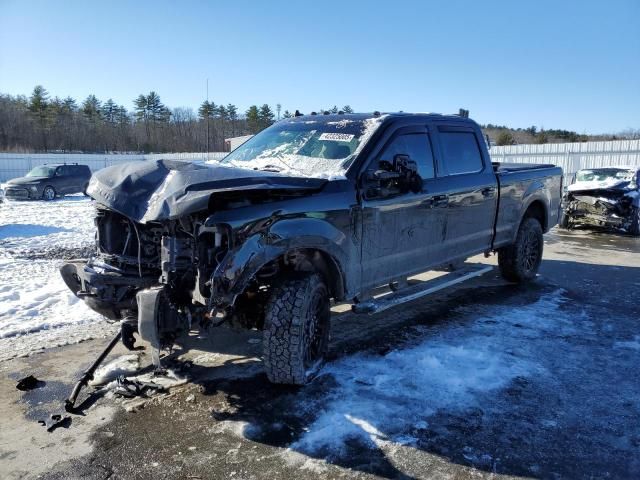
(352, 264), (494, 315)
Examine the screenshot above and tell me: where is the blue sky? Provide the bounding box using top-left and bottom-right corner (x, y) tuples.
(1, 0), (638, 133)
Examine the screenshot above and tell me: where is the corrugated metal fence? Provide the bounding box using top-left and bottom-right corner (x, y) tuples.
(489, 139), (640, 177)
(0, 152), (227, 182)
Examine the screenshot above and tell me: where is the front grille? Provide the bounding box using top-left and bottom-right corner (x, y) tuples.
(5, 187), (30, 199)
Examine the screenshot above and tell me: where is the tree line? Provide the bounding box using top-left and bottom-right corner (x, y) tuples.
(482, 123), (639, 146)
(0, 85), (355, 153)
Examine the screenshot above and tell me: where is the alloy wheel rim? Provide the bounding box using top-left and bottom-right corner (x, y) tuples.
(521, 230), (540, 272)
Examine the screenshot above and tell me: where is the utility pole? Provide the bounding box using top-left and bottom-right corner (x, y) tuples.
(206, 78), (210, 159)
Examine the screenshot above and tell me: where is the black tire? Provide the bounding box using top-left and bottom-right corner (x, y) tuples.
(262, 273), (330, 385)
(42, 185), (56, 201)
(629, 206), (640, 237)
(498, 217), (544, 283)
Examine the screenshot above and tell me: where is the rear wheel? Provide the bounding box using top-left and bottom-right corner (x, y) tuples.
(262, 273), (330, 385)
(498, 217), (544, 283)
(629, 206), (640, 237)
(42, 186), (56, 201)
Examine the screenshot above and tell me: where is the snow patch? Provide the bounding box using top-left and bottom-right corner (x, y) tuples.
(90, 354), (141, 386)
(289, 291), (566, 456)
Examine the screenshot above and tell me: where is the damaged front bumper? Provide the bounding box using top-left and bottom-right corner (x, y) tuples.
(60, 260), (157, 320)
(563, 192), (635, 230)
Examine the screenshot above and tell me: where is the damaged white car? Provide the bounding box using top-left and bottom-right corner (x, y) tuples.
(560, 166), (640, 235)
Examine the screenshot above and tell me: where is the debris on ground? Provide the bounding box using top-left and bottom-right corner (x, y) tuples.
(38, 413), (72, 432)
(15, 374), (43, 391)
(113, 375), (166, 399)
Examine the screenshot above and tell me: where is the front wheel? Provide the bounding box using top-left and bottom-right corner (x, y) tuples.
(558, 210), (570, 229)
(42, 186), (56, 201)
(498, 217), (544, 283)
(262, 273), (330, 385)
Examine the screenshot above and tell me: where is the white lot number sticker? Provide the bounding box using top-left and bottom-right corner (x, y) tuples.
(319, 132), (354, 142)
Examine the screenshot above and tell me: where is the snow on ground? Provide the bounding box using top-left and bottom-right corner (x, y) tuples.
(0, 196), (109, 360)
(282, 292), (564, 456)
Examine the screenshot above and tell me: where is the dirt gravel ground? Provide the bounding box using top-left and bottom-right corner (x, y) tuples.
(1, 227), (639, 480)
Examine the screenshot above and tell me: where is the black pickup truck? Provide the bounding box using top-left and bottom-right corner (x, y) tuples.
(61, 113), (562, 387)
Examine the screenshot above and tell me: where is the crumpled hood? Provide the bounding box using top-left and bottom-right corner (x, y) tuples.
(7, 176), (46, 185)
(87, 159), (327, 223)
(567, 178), (630, 193)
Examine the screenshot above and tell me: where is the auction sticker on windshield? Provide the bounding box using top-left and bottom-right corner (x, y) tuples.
(319, 132), (355, 142)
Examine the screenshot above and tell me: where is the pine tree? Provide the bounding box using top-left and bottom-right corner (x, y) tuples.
(198, 100), (216, 120)
(28, 85), (51, 150)
(330, 105), (338, 114)
(82, 95), (102, 119)
(28, 85), (49, 115)
(102, 99), (118, 124)
(62, 96), (77, 112)
(134, 94), (149, 122)
(258, 104), (274, 130)
(283, 110), (292, 118)
(342, 105), (354, 113)
(146, 92), (169, 122)
(227, 104), (238, 136)
(246, 105), (260, 133)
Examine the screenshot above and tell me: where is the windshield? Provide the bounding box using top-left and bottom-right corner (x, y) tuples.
(576, 168), (634, 183)
(220, 116), (386, 178)
(26, 166), (56, 177)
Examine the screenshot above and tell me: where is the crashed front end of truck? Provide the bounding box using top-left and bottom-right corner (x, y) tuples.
(561, 167), (640, 235)
(61, 159), (339, 363)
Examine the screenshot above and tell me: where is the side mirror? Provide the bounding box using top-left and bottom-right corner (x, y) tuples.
(394, 154), (417, 174)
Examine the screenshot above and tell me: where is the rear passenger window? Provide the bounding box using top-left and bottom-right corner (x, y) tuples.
(439, 132), (484, 175)
(379, 133), (435, 179)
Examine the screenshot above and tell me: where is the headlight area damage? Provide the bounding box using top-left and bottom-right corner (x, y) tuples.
(561, 184), (640, 236)
(60, 159), (346, 410)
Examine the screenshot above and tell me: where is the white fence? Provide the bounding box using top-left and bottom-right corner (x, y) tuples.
(2, 140), (640, 182)
(0, 152), (227, 182)
(489, 139), (640, 177)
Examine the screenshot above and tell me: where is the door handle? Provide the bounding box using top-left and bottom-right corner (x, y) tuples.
(481, 187), (496, 197)
(432, 194), (449, 208)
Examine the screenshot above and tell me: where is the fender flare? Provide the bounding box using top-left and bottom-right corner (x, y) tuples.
(211, 217), (350, 307)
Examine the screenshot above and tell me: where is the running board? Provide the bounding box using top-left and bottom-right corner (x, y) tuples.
(352, 264), (494, 315)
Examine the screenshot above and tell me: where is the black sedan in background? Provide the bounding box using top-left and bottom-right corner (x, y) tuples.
(4, 163), (92, 200)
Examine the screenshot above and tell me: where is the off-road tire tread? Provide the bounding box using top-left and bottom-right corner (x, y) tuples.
(498, 217), (543, 283)
(262, 273), (329, 385)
